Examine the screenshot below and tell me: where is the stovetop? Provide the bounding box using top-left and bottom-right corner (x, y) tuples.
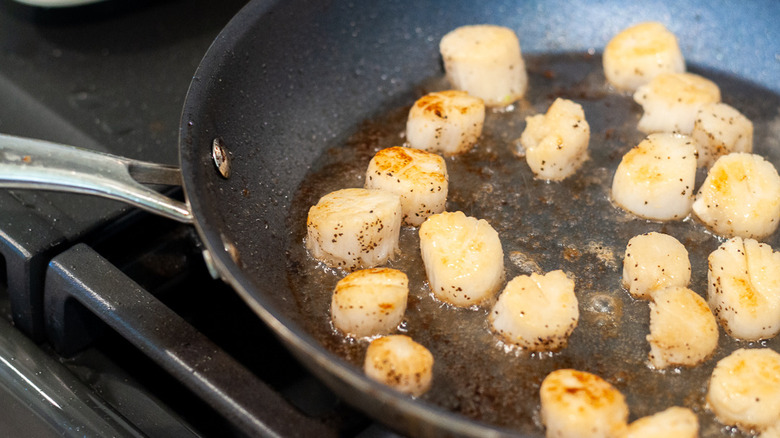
(0, 1), (398, 436)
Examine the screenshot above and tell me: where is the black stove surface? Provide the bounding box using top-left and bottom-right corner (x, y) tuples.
(0, 1), (398, 436)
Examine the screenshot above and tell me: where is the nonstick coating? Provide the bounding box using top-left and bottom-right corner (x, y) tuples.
(178, 1), (780, 436)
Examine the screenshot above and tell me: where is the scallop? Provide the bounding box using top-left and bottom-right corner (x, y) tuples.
(363, 334), (434, 397)
(611, 133), (698, 221)
(331, 268), (408, 338)
(646, 286), (719, 369)
(365, 146), (448, 226)
(692, 153), (780, 239)
(489, 270), (579, 352)
(517, 98), (590, 181)
(439, 24), (527, 107)
(624, 407), (699, 438)
(622, 232), (691, 300)
(691, 102), (753, 168)
(603, 22), (685, 92)
(306, 188), (402, 271)
(707, 348), (780, 434)
(707, 237), (780, 341)
(634, 72), (721, 134)
(540, 369), (629, 438)
(405, 90), (485, 156)
(419, 211), (505, 307)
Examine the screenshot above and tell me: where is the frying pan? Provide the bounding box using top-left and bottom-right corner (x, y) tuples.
(1, 0), (779, 436)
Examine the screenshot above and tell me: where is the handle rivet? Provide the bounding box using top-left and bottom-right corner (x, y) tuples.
(212, 138), (231, 179)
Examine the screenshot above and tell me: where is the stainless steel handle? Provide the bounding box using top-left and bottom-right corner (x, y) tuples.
(0, 133), (192, 223)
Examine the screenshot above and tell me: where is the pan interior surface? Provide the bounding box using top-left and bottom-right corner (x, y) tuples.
(288, 53), (780, 436)
(180, 0), (780, 436)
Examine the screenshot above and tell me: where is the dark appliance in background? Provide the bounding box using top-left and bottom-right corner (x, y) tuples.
(0, 1), (395, 436)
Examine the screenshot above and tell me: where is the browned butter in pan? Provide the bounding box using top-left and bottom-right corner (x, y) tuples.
(287, 53), (780, 437)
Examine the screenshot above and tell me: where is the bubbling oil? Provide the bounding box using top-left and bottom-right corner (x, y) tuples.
(286, 53), (780, 436)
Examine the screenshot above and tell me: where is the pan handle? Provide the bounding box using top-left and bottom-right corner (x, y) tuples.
(0, 133), (193, 223)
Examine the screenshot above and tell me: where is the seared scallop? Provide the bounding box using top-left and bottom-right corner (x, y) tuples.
(331, 268), (408, 338)
(624, 407), (699, 438)
(603, 22), (685, 92)
(622, 232), (691, 300)
(439, 24), (527, 107)
(611, 133), (698, 221)
(406, 90), (485, 156)
(419, 211), (504, 307)
(365, 146), (448, 226)
(707, 237), (780, 341)
(634, 72), (721, 134)
(707, 348), (780, 434)
(489, 270), (579, 352)
(517, 98), (590, 181)
(692, 153), (780, 239)
(363, 334), (434, 397)
(646, 286), (719, 369)
(540, 369), (629, 438)
(691, 102), (753, 168)
(306, 188), (402, 271)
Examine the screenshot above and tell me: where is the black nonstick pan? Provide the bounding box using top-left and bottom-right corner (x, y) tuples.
(1, 0), (779, 436)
